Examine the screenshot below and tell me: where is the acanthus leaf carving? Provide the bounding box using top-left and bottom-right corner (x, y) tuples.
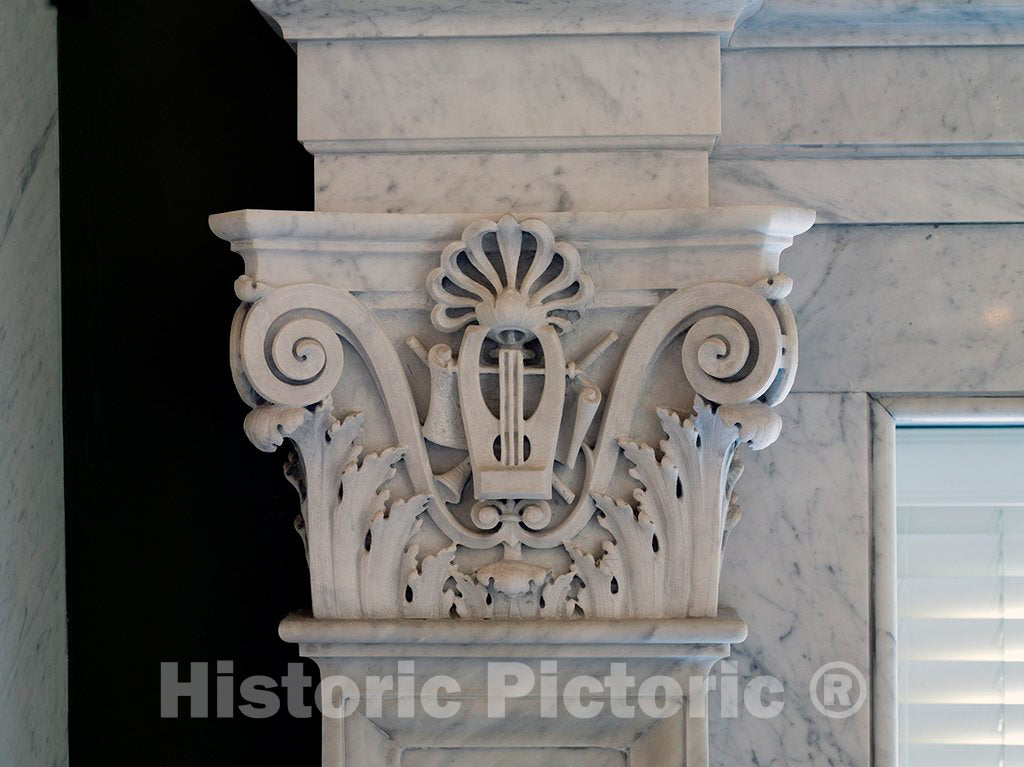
(574, 399), (756, 619)
(404, 543), (458, 619)
(451, 571), (493, 619)
(538, 568), (580, 619)
(277, 399), (357, 616)
(592, 493), (662, 618)
(566, 540), (622, 619)
(250, 398), (433, 619)
(358, 486), (429, 618)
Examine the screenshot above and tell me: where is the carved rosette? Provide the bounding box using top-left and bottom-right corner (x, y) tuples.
(229, 213), (799, 620)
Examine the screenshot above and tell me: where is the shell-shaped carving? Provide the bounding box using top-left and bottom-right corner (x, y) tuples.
(427, 214), (594, 338)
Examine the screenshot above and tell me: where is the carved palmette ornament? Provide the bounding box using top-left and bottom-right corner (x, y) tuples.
(230, 214), (797, 620)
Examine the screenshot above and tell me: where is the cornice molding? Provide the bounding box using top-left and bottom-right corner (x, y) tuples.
(731, 2), (1024, 48)
(254, 0), (762, 42)
(254, 0), (1024, 48)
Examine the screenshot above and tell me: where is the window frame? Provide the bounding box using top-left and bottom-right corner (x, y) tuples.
(870, 396), (1024, 767)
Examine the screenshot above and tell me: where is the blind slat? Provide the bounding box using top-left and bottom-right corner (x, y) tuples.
(901, 533), (1024, 575)
(900, 534), (1002, 576)
(903, 743), (1024, 767)
(902, 702), (1018, 744)
(901, 506), (1024, 534)
(901, 618), (1024, 661)
(902, 662), (1024, 704)
(899, 576), (1024, 619)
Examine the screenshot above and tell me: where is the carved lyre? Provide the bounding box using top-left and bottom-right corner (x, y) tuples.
(426, 215), (594, 501)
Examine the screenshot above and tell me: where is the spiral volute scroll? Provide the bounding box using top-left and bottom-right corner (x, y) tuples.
(585, 277), (798, 509)
(237, 290), (347, 407)
(230, 282), (526, 550)
(685, 315), (750, 380)
(760, 295), (798, 408)
(677, 283), (788, 407)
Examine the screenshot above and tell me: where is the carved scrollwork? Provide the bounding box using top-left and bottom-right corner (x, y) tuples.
(470, 498), (553, 534)
(228, 212), (803, 620)
(676, 286), (785, 407)
(231, 282), (511, 550)
(242, 403), (307, 452)
(236, 288), (347, 407)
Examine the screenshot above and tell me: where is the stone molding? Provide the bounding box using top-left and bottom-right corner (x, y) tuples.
(254, 0), (762, 42)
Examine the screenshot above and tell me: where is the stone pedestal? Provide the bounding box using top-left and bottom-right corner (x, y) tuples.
(211, 1), (816, 764)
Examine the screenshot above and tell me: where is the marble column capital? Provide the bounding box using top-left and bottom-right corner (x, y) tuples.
(212, 205), (813, 621)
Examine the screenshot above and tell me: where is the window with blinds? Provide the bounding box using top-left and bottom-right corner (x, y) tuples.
(897, 427), (1024, 767)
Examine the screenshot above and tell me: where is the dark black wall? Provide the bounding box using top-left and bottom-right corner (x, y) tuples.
(57, 1), (319, 762)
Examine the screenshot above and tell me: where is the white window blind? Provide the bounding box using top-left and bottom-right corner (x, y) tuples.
(897, 427), (1024, 767)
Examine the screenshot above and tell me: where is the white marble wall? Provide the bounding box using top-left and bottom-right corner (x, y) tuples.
(720, 47), (1024, 154)
(728, 1), (1024, 48)
(782, 224), (1024, 394)
(713, 393), (871, 766)
(711, 159), (1024, 224)
(712, 43), (1024, 226)
(0, 1), (68, 765)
